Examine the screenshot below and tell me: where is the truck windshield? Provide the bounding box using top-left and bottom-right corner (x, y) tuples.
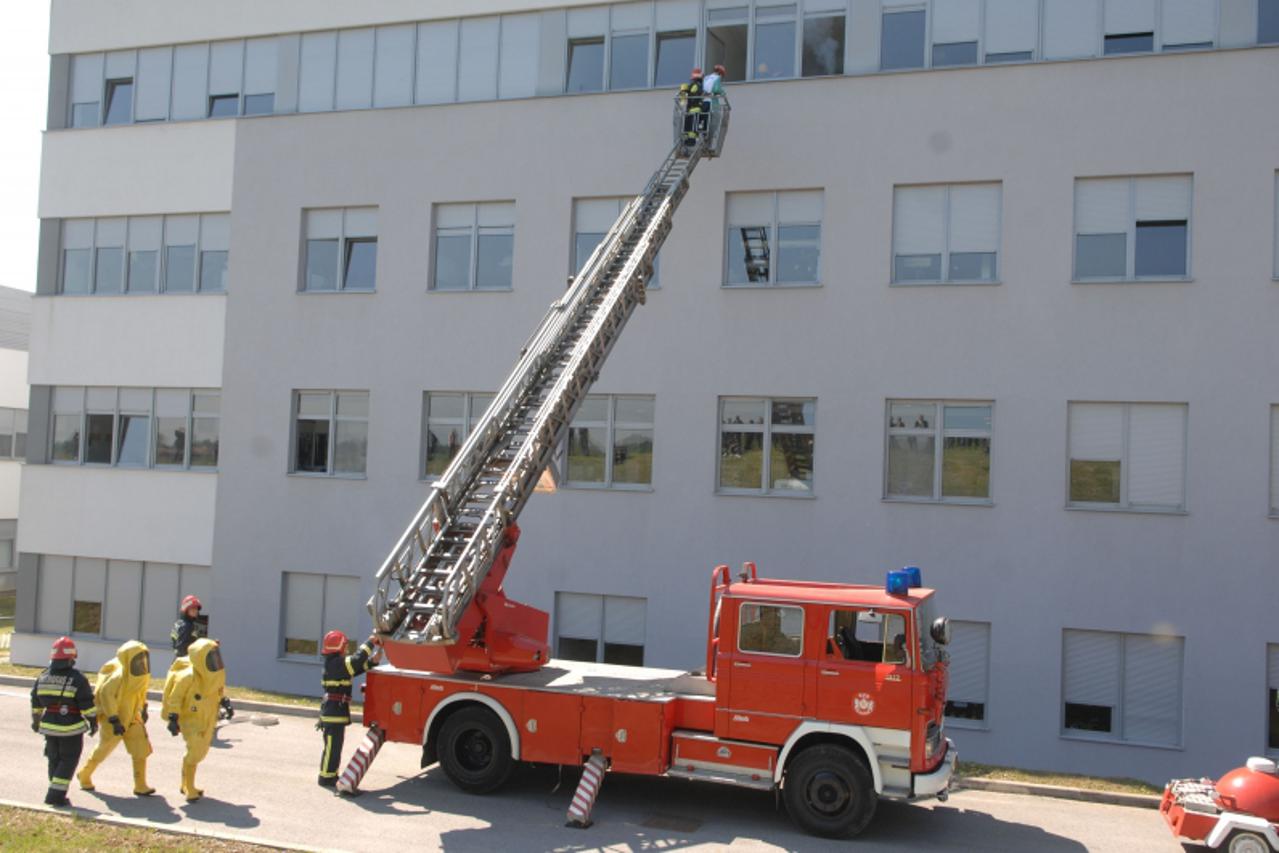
(917, 594), (945, 671)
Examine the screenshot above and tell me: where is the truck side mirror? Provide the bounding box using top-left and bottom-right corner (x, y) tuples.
(930, 617), (951, 646)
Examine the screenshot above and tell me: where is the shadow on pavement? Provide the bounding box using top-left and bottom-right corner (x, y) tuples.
(82, 790), (183, 824)
(179, 796), (260, 828)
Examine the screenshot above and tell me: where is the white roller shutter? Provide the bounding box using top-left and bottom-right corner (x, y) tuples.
(947, 621), (989, 706)
(1127, 404), (1184, 508)
(893, 187), (945, 255)
(39, 556), (74, 635)
(985, 0), (1038, 55)
(1069, 403), (1124, 461)
(200, 214), (230, 252)
(1043, 0), (1100, 58)
(604, 596), (647, 645)
(1271, 407), (1279, 515)
(416, 21), (458, 104)
(949, 184), (1000, 253)
(478, 202), (516, 227)
(306, 209), (342, 240)
(95, 217), (126, 248)
(105, 561), (142, 640)
(612, 2), (653, 31)
(180, 566), (211, 610)
(778, 190), (824, 223)
(1076, 178), (1130, 234)
(344, 208), (377, 238)
(1161, 0), (1215, 46)
(435, 204), (473, 229)
(62, 221), (93, 250)
(141, 563), (179, 642)
(656, 0), (699, 30)
(557, 592), (602, 639)
(208, 40), (243, 97)
(134, 47), (172, 121)
(105, 50), (136, 80)
(933, 0), (981, 44)
(458, 17), (500, 102)
(1122, 634), (1182, 745)
(284, 573), (324, 648)
(728, 192), (774, 225)
(244, 38), (278, 97)
(373, 25), (415, 108)
(568, 6), (610, 37)
(577, 198), (624, 232)
(500, 13), (541, 100)
(128, 216), (162, 252)
(1135, 176), (1191, 222)
(74, 558), (107, 605)
(323, 576), (362, 641)
(71, 53), (104, 105)
(171, 44), (209, 120)
(1105, 0), (1156, 34)
(299, 32), (337, 112)
(1063, 630), (1121, 712)
(335, 29), (375, 110)
(803, 0), (847, 11)
(1269, 645), (1279, 690)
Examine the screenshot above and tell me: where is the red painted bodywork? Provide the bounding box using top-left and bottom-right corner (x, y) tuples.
(1216, 767), (1279, 823)
(1161, 766), (1279, 843)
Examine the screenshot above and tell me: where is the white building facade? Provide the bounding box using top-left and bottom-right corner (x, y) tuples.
(13, 0), (1279, 785)
(0, 286), (30, 593)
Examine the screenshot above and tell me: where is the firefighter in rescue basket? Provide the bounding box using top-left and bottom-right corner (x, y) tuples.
(30, 636), (97, 806)
(317, 630), (382, 789)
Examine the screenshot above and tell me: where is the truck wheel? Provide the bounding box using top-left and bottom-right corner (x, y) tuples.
(1227, 832), (1271, 853)
(782, 744), (877, 839)
(437, 706), (514, 794)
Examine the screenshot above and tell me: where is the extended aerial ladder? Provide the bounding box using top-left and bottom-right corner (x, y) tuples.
(369, 96), (730, 675)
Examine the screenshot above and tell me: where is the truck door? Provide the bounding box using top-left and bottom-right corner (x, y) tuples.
(726, 600), (808, 743)
(814, 607), (914, 729)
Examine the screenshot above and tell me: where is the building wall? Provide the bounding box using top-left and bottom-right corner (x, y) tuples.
(21, 1), (1279, 785)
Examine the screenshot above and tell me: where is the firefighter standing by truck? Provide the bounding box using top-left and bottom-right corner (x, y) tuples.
(162, 637), (227, 802)
(77, 640), (156, 796)
(30, 637), (97, 806)
(317, 630), (382, 789)
(171, 594), (234, 721)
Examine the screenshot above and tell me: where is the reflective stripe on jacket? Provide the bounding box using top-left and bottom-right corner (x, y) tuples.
(318, 643), (374, 726)
(31, 663), (96, 736)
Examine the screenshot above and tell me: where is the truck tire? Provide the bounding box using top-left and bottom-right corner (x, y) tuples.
(1227, 831), (1271, 853)
(782, 744), (877, 839)
(437, 706), (515, 794)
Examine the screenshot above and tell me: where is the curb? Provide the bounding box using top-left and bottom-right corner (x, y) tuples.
(0, 673), (362, 724)
(0, 797), (344, 852)
(954, 776), (1162, 809)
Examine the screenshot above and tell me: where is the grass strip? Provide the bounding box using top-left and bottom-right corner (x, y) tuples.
(0, 804), (283, 852)
(957, 761), (1162, 795)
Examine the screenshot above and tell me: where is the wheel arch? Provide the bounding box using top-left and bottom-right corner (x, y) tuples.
(423, 692), (521, 767)
(1205, 813), (1279, 850)
(774, 722), (882, 794)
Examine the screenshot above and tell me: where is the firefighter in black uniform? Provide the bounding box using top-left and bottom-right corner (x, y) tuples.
(171, 594), (234, 721)
(679, 67), (706, 150)
(30, 636), (98, 806)
(317, 630), (382, 788)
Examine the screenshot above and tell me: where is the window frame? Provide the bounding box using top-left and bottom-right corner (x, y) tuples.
(891, 182), (1002, 285)
(943, 618), (992, 729)
(59, 215), (230, 296)
(1072, 175), (1193, 283)
(280, 571), (363, 660)
(572, 196), (661, 289)
(883, 399), (994, 504)
(1065, 401), (1188, 513)
(723, 190), (824, 288)
(300, 207), (378, 293)
(1270, 404), (1279, 519)
(420, 391), (494, 481)
(553, 591), (648, 667)
(47, 387), (218, 472)
(737, 600), (805, 658)
(289, 390), (369, 479)
(430, 202), (516, 292)
(716, 396), (817, 497)
(561, 393), (656, 491)
(0, 407), (28, 461)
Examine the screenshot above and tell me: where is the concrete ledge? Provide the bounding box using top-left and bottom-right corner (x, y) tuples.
(954, 775), (1162, 809)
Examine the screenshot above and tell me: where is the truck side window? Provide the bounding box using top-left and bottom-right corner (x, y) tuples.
(831, 610), (909, 665)
(738, 603), (803, 657)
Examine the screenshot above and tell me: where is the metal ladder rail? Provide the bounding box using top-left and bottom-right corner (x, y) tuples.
(418, 149), (698, 641)
(370, 148), (700, 639)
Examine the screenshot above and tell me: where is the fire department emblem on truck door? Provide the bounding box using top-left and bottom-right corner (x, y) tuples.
(854, 692), (875, 716)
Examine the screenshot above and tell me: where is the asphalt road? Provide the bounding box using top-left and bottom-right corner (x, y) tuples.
(0, 688), (1183, 852)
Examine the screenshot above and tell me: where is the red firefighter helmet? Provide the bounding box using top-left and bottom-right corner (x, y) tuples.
(50, 636), (77, 660)
(180, 594), (202, 614)
(322, 630), (349, 655)
(691, 66), (703, 77)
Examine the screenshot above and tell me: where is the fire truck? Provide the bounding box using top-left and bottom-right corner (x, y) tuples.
(355, 95), (956, 838)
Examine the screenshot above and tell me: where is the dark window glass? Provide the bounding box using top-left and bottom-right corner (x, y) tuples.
(62, 249), (92, 294)
(295, 418), (330, 473)
(1070, 460), (1121, 503)
(104, 79), (133, 125)
(305, 239), (339, 291)
(933, 41), (978, 67)
(1162, 42), (1212, 52)
(476, 234), (514, 290)
(94, 248), (124, 294)
(802, 16), (845, 77)
(71, 102), (99, 128)
(191, 417), (219, 468)
(1269, 688), (1279, 749)
(567, 38), (605, 93)
(200, 251), (228, 292)
(343, 239), (377, 290)
(52, 415), (81, 462)
(433, 233), (472, 290)
(949, 252), (997, 281)
(727, 225), (771, 285)
(655, 31), (696, 86)
(985, 50), (1033, 63)
(1104, 33), (1154, 55)
(116, 414), (150, 466)
(155, 417), (186, 466)
(164, 245), (196, 292)
(777, 224), (820, 283)
(74, 601), (102, 634)
(707, 22), (749, 81)
(128, 250), (158, 293)
(610, 33), (649, 90)
(894, 253), (943, 282)
(85, 413), (115, 464)
(754, 20), (796, 80)
(285, 638), (318, 656)
(603, 643), (644, 667)
(881, 10), (926, 70)
(1075, 233), (1127, 279)
(0, 434), (12, 458)
(557, 636), (597, 662)
(1262, 0), (1279, 44)
(1064, 702), (1113, 734)
(15, 429), (26, 459)
(574, 231), (604, 273)
(1134, 221), (1187, 277)
(208, 94), (239, 117)
(945, 700), (986, 721)
(243, 93), (274, 115)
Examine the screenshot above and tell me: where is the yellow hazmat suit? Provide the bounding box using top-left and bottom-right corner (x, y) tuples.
(162, 638), (226, 801)
(78, 640), (154, 795)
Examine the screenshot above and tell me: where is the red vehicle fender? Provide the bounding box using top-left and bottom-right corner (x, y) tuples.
(424, 691), (523, 761)
(773, 721), (886, 793)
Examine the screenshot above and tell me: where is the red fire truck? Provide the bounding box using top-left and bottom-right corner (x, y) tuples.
(354, 97), (956, 837)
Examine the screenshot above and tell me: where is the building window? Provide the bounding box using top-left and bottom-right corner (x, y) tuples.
(0, 539), (13, 569)
(945, 620), (991, 725)
(292, 391), (368, 477)
(1263, 0), (1279, 44)
(1268, 645), (1279, 752)
(739, 602), (804, 656)
(555, 592), (646, 666)
(706, 7), (749, 80)
(573, 198), (659, 288)
(1270, 406), (1279, 517)
(803, 3), (847, 77)
(49, 386), (219, 471)
(983, 0), (1037, 62)
(432, 202), (515, 291)
(60, 214), (230, 295)
(422, 391), (493, 478)
(725, 190), (822, 287)
(881, 8), (927, 70)
(1062, 629), (1183, 746)
(933, 0), (981, 67)
(718, 397), (815, 496)
(893, 183), (1000, 283)
(656, 30), (696, 86)
(564, 395), (654, 489)
(282, 572), (361, 657)
(69, 53), (103, 128)
(886, 401), (993, 502)
(103, 78), (134, 125)
(303, 208), (377, 292)
(0, 407), (28, 459)
(1074, 175), (1191, 281)
(1068, 402), (1186, 512)
(753, 5), (797, 80)
(567, 37), (606, 92)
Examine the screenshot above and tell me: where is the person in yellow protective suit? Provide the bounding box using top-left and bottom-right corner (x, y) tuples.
(161, 638), (226, 802)
(77, 640), (155, 795)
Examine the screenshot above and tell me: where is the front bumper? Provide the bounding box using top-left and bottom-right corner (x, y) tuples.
(913, 738), (957, 799)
